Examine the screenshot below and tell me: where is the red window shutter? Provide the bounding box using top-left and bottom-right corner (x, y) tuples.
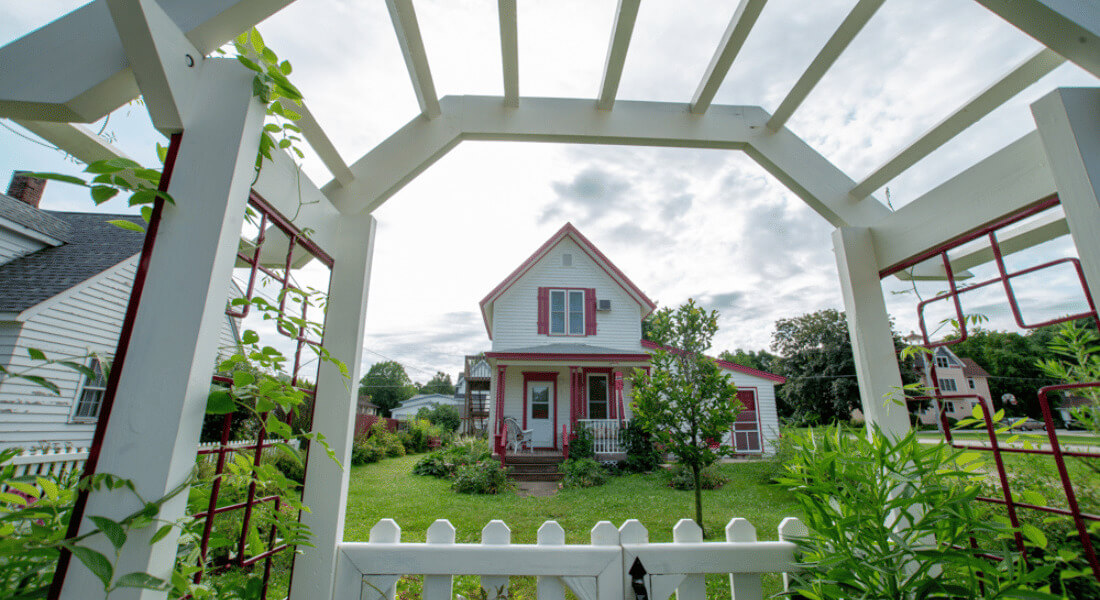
(584, 288), (597, 335)
(537, 287), (549, 334)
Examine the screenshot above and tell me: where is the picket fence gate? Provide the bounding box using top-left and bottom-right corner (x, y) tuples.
(336, 517), (807, 600)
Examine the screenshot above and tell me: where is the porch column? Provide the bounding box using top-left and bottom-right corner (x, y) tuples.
(1031, 88), (1100, 305)
(833, 226), (910, 438)
(60, 60), (265, 599)
(569, 366), (579, 426)
(495, 365), (507, 454)
(290, 212), (376, 599)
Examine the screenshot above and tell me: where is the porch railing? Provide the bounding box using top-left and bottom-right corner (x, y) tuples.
(335, 517), (807, 600)
(578, 419), (623, 454)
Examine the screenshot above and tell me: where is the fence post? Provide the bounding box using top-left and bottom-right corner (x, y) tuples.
(673, 519), (705, 600)
(363, 519), (401, 600)
(726, 519), (762, 600)
(537, 521), (566, 600)
(424, 520), (456, 600)
(592, 521), (623, 600)
(481, 520), (511, 600)
(777, 517), (807, 593)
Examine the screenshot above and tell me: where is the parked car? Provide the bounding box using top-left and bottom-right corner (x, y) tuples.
(1014, 417), (1047, 431)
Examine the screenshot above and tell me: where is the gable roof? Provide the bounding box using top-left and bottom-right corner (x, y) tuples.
(641, 340), (787, 384)
(0, 207), (144, 314)
(960, 358), (991, 378)
(479, 223), (657, 337)
(0, 192), (71, 241)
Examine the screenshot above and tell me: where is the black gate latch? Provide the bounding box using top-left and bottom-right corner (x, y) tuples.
(629, 557), (648, 600)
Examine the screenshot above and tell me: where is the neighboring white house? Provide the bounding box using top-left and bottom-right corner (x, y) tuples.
(480, 223), (784, 459)
(913, 345), (993, 426)
(0, 173), (240, 450)
(390, 393), (465, 420)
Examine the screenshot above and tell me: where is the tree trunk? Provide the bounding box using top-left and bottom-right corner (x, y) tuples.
(692, 463), (704, 536)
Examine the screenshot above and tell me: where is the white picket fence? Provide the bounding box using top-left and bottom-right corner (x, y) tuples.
(578, 419), (623, 454)
(336, 517), (807, 600)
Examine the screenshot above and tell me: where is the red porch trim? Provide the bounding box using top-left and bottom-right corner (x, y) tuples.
(494, 365), (508, 455)
(522, 371), (559, 450)
(485, 351), (650, 361)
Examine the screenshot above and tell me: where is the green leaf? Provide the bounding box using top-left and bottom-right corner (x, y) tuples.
(279, 59), (292, 75)
(7, 480), (40, 499)
(107, 219), (145, 233)
(69, 545), (114, 589)
(0, 491), (30, 505)
(26, 348), (47, 361)
(19, 374), (59, 394)
(250, 28), (265, 52)
(90, 185), (120, 204)
(89, 515), (127, 551)
(232, 371), (255, 387)
(1021, 522), (1048, 549)
(242, 330), (260, 344)
(150, 524), (174, 544)
(37, 477), (59, 500)
(140, 206), (153, 223)
(115, 572), (165, 590)
(256, 397), (277, 413)
(205, 390), (236, 415)
(28, 172), (87, 186)
(156, 143), (168, 164)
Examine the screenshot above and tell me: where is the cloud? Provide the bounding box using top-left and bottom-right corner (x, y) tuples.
(541, 166), (633, 224)
(659, 194), (693, 221)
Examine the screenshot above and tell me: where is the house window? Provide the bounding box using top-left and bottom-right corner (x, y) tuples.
(935, 355), (950, 369)
(938, 378), (957, 392)
(968, 378), (975, 389)
(588, 374), (608, 419)
(73, 358), (107, 421)
(945, 401), (956, 413)
(549, 289), (585, 335)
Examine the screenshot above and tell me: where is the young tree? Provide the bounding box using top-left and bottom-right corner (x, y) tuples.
(630, 300), (740, 535)
(359, 360), (416, 417)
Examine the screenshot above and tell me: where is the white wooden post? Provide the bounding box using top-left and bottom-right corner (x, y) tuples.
(833, 226), (910, 437)
(777, 517), (808, 593)
(59, 59), (265, 600)
(592, 521), (624, 600)
(537, 521), (567, 600)
(363, 519), (402, 600)
(291, 210), (377, 600)
(424, 520), (457, 600)
(1031, 88), (1100, 306)
(619, 519), (648, 600)
(673, 519), (705, 600)
(481, 520), (511, 600)
(726, 519), (761, 600)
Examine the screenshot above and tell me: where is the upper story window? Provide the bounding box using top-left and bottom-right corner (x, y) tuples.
(73, 357), (107, 421)
(968, 378), (975, 389)
(938, 378), (957, 392)
(935, 355), (950, 369)
(550, 289), (585, 335)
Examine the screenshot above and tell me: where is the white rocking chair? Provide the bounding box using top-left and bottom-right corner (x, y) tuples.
(504, 417), (534, 454)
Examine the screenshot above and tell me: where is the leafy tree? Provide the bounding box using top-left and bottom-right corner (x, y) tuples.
(359, 361), (415, 417)
(419, 371), (456, 396)
(417, 403), (462, 433)
(947, 328), (1058, 419)
(717, 348), (778, 373)
(630, 300), (740, 535)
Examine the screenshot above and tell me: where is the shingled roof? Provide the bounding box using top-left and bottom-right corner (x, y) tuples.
(0, 192), (143, 313)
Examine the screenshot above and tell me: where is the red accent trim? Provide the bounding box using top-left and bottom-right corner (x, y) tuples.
(613, 371), (625, 422)
(640, 339), (787, 383)
(584, 288), (597, 335)
(51, 133), (185, 598)
(486, 351), (650, 361)
(537, 287), (549, 334)
(494, 365), (508, 455)
(479, 223), (658, 337)
(522, 371), (559, 449)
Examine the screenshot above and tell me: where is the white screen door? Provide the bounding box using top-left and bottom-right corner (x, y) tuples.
(527, 382), (554, 448)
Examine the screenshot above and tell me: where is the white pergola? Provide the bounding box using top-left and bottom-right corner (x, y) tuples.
(1, 1), (1098, 598)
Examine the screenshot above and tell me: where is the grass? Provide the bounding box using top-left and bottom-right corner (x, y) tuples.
(343, 455), (801, 599)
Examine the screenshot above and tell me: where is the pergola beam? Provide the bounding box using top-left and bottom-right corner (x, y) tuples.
(0, 0), (294, 123)
(871, 130), (1057, 273)
(498, 0), (519, 108)
(596, 0), (641, 111)
(10, 120), (131, 163)
(689, 0), (768, 115)
(766, 0), (885, 131)
(851, 48), (1065, 199)
(386, 0), (441, 119)
(279, 98), (355, 186)
(975, 0), (1100, 78)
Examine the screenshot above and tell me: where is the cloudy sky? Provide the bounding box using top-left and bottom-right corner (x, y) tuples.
(1, 1), (1096, 384)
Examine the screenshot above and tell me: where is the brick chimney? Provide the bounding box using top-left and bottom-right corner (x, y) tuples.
(6, 171), (47, 208)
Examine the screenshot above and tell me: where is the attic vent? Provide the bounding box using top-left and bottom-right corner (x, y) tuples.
(597, 299), (611, 311)
(562, 253), (573, 266)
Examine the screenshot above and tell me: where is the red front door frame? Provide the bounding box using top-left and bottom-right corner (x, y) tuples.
(522, 371), (559, 450)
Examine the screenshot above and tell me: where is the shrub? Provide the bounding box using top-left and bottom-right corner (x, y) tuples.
(412, 437), (492, 479)
(560, 458), (608, 488)
(667, 464), (728, 490)
(620, 420), (661, 473)
(272, 447), (306, 484)
(402, 419), (440, 454)
(568, 424), (595, 460)
(417, 404), (462, 433)
(412, 452), (454, 478)
(451, 460), (512, 494)
(351, 435), (385, 465)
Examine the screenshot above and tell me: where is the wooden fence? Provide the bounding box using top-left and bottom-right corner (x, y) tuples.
(335, 517), (807, 600)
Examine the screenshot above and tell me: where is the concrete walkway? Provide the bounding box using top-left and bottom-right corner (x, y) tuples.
(515, 481), (559, 497)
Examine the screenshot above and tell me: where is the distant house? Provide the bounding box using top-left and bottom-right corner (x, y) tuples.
(914, 346), (993, 426)
(0, 172), (240, 450)
(458, 356), (491, 434)
(390, 393), (465, 421)
(356, 395), (379, 416)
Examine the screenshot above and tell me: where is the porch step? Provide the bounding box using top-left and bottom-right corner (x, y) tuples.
(510, 471), (564, 483)
(503, 453), (565, 482)
(505, 454), (564, 465)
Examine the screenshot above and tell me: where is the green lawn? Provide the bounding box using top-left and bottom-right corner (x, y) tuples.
(343, 455), (801, 599)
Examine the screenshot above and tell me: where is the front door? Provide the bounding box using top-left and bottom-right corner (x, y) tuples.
(527, 381), (554, 448)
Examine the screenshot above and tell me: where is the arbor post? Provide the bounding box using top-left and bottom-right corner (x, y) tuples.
(290, 211), (377, 599)
(1031, 88), (1100, 306)
(60, 59), (265, 600)
(833, 226), (910, 437)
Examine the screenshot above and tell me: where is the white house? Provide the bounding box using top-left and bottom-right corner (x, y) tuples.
(0, 173), (240, 450)
(480, 223), (784, 460)
(389, 392), (464, 420)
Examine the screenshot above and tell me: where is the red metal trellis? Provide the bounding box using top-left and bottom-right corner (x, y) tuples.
(885, 195), (1100, 583)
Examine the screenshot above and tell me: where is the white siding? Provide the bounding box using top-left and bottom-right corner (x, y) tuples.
(0, 257), (241, 450)
(0, 228), (47, 264)
(491, 238), (643, 352)
(490, 366), (570, 450)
